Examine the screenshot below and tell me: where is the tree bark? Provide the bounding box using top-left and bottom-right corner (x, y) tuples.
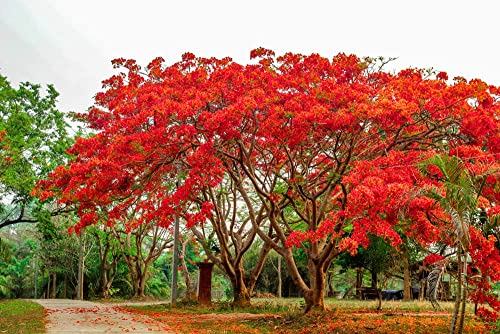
(450, 247), (462, 334)
(180, 238), (197, 302)
(77, 233), (84, 300)
(245, 241), (272, 297)
(419, 279), (426, 301)
(303, 261), (326, 312)
(279, 248), (325, 312)
(277, 255), (282, 298)
(232, 263), (252, 307)
(46, 272), (50, 299)
(343, 284), (355, 299)
(51, 273), (57, 298)
(403, 244), (411, 301)
(327, 271), (334, 297)
(356, 268), (364, 299)
(457, 251), (468, 334)
(63, 275), (67, 299)
(371, 271), (377, 288)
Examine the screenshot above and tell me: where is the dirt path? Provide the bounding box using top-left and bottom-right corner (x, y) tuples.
(33, 299), (174, 333)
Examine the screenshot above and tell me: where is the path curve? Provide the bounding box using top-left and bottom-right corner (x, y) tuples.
(33, 299), (174, 333)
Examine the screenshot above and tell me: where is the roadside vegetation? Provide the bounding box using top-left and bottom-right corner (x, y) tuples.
(0, 299), (45, 334)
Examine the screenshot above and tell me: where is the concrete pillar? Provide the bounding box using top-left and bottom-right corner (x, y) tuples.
(196, 262), (215, 305)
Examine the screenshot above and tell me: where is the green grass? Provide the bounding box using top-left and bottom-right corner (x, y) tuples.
(0, 299), (45, 334)
(235, 297), (477, 313)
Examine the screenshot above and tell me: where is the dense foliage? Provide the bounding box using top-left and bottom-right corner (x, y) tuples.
(0, 74), (71, 229)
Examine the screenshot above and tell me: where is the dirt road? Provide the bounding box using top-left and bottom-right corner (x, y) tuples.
(33, 299), (174, 333)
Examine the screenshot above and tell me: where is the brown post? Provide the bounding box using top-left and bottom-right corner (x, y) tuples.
(196, 261), (215, 305)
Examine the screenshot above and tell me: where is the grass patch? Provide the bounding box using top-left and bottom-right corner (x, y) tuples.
(122, 298), (491, 334)
(0, 299), (45, 334)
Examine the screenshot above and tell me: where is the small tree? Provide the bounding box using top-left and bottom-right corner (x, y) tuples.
(422, 153), (500, 333)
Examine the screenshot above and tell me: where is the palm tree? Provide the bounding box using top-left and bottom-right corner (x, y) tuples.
(421, 154), (482, 334)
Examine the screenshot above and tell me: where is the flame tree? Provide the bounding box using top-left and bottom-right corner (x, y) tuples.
(36, 49), (500, 316)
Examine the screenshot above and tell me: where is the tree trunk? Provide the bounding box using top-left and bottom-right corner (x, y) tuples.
(327, 271), (334, 297)
(419, 279), (426, 301)
(245, 241), (272, 297)
(371, 271), (377, 288)
(63, 275), (67, 299)
(303, 261), (326, 312)
(356, 268), (364, 299)
(403, 244), (411, 301)
(130, 264), (149, 298)
(101, 268), (109, 298)
(137, 273), (147, 298)
(77, 233), (84, 300)
(277, 255), (282, 298)
(51, 273), (57, 298)
(46, 272), (50, 299)
(232, 264), (251, 308)
(132, 279), (140, 298)
(343, 284), (355, 299)
(457, 251), (468, 334)
(450, 247), (462, 334)
(180, 239), (197, 302)
(279, 248), (325, 312)
(376, 288), (382, 311)
(100, 259), (118, 298)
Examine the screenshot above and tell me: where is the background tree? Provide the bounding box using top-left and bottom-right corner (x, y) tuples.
(109, 211), (172, 298)
(0, 74), (72, 230)
(88, 225), (121, 298)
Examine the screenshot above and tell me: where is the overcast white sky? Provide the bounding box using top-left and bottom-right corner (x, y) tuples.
(1, 0), (499, 114)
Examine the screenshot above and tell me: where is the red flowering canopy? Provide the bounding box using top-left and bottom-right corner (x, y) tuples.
(36, 49), (500, 313)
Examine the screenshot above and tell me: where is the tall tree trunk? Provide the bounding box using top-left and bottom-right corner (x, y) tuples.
(132, 278), (140, 298)
(457, 251), (468, 334)
(77, 233), (84, 300)
(277, 255), (282, 298)
(51, 273), (57, 298)
(101, 268), (109, 298)
(63, 275), (67, 299)
(419, 279), (426, 301)
(180, 238), (197, 302)
(403, 244), (411, 301)
(450, 246), (462, 334)
(46, 272), (50, 299)
(245, 241), (272, 297)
